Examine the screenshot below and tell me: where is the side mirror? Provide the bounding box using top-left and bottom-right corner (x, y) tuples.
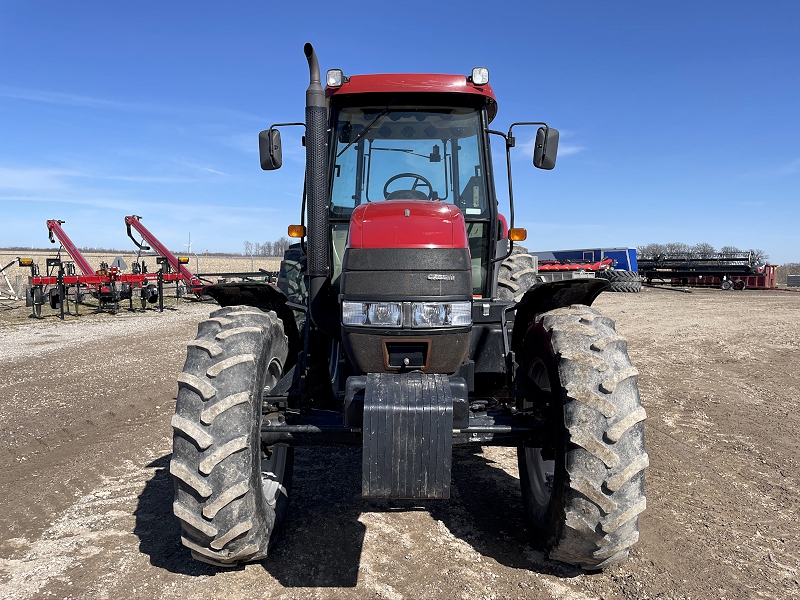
(533, 127), (559, 170)
(259, 129), (283, 170)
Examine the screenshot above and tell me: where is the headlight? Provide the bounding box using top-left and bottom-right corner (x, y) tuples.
(446, 302), (472, 326)
(326, 69), (348, 87)
(342, 301), (402, 327)
(342, 302), (367, 325)
(412, 301), (471, 328)
(412, 303), (446, 327)
(343, 301), (471, 328)
(471, 67), (489, 85)
(367, 302), (402, 327)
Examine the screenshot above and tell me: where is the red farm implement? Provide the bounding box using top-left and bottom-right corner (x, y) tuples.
(124, 215), (205, 295)
(23, 219), (200, 318)
(125, 214), (280, 295)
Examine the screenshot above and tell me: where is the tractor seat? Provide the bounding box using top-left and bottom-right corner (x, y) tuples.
(385, 189), (430, 200)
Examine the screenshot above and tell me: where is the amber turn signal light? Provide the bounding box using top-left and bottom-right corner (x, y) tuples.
(177, 256), (190, 264)
(18, 258), (34, 266)
(509, 228), (527, 242)
(288, 224), (306, 238)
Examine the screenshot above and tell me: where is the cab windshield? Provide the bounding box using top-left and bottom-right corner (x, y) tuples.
(330, 106), (488, 217)
(329, 105), (492, 295)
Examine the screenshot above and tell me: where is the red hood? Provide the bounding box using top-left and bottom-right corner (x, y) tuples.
(347, 201), (468, 250)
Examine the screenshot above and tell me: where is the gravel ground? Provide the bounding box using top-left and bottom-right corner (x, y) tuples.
(0, 287), (798, 599)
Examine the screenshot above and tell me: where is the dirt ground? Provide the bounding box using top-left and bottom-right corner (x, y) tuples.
(0, 286), (798, 599)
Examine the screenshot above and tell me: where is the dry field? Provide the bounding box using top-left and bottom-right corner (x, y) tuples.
(0, 286), (798, 598)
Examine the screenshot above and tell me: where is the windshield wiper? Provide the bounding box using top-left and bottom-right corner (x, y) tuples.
(372, 147), (431, 160)
(336, 101), (395, 158)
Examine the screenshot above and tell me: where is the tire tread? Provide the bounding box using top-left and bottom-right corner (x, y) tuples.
(170, 305), (290, 567)
(520, 305), (647, 569)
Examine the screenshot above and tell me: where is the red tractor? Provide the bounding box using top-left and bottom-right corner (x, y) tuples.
(170, 44), (647, 570)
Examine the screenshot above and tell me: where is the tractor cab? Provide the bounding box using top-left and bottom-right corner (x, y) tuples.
(325, 75), (501, 299)
(328, 101), (495, 296)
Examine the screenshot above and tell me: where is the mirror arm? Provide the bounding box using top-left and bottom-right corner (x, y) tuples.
(507, 121), (550, 138)
(486, 129), (516, 264)
(508, 121), (554, 169)
(487, 122), (551, 265)
(263, 122), (307, 251)
(300, 180), (307, 255)
(269, 121), (305, 161)
(491, 122), (553, 265)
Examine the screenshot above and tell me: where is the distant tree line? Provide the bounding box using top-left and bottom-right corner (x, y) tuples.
(776, 263), (800, 286)
(637, 242), (769, 264)
(243, 237), (291, 257)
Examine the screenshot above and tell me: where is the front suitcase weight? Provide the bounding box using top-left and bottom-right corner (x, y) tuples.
(362, 372), (453, 499)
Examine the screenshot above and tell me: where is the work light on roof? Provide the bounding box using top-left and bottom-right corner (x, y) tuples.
(471, 67), (489, 85)
(326, 69), (348, 87)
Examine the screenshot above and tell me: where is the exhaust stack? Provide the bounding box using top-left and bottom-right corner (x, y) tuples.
(303, 43), (332, 334)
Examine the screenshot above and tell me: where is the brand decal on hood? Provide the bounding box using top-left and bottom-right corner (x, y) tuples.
(427, 274), (456, 281)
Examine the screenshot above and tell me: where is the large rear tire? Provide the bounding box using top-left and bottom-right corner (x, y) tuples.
(498, 245), (540, 302)
(170, 305), (292, 567)
(518, 305), (647, 570)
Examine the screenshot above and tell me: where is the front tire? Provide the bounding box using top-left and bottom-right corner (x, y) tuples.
(170, 305), (292, 567)
(518, 305), (647, 570)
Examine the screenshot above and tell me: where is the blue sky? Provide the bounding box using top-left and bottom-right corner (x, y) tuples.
(1, 1), (798, 262)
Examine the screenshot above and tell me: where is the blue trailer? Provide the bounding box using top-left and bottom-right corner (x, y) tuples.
(532, 247), (638, 272)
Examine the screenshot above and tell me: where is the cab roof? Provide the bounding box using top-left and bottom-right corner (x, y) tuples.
(326, 73), (498, 122)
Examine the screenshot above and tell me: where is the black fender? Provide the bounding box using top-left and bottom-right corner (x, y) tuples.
(202, 282), (302, 369)
(510, 279), (610, 355)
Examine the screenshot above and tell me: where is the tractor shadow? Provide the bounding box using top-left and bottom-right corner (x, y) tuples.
(133, 455), (218, 577)
(134, 447), (580, 587)
(132, 451), (366, 583)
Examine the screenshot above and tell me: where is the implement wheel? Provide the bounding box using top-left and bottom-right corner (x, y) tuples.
(170, 305), (292, 567)
(596, 270), (642, 293)
(518, 305), (647, 570)
(32, 287), (43, 318)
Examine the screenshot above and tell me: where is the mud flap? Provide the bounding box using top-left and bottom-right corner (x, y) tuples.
(362, 372), (453, 499)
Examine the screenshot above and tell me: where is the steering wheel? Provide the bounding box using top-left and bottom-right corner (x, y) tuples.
(383, 172), (434, 200)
